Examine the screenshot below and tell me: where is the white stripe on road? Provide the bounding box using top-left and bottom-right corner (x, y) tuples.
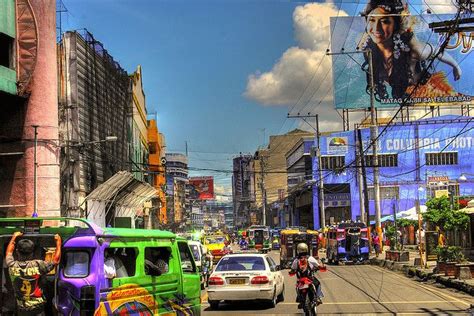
(201, 300), (462, 306)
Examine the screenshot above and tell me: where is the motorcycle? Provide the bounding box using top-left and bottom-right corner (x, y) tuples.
(239, 240), (248, 250)
(296, 276), (318, 316)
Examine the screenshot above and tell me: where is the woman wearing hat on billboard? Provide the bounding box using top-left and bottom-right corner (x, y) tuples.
(360, 0), (462, 102)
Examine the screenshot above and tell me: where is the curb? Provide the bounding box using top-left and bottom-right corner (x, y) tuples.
(369, 258), (474, 296)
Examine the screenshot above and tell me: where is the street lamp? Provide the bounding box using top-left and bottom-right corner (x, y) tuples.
(66, 135), (118, 147)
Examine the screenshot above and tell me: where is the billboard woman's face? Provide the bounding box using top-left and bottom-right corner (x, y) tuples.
(367, 7), (396, 45)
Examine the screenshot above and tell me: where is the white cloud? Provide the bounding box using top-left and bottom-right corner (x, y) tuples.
(244, 2), (348, 130)
(423, 0), (458, 14)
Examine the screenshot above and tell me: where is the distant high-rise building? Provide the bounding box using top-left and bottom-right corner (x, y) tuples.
(232, 155), (255, 228)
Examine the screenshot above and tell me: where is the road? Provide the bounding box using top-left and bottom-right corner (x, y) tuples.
(201, 250), (473, 315)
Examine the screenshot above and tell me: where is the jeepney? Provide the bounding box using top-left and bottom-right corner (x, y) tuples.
(0, 217), (201, 316)
(247, 225), (271, 253)
(326, 222), (369, 264)
(279, 227), (319, 268)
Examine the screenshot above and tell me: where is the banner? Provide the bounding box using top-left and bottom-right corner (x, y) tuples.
(189, 176), (214, 200)
(331, 12), (473, 109)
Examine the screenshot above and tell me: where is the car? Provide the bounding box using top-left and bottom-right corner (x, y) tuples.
(188, 240), (213, 289)
(207, 253), (285, 310)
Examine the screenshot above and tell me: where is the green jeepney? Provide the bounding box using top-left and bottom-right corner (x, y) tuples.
(0, 217), (202, 316)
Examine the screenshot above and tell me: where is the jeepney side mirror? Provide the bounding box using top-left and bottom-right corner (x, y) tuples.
(275, 265), (281, 271)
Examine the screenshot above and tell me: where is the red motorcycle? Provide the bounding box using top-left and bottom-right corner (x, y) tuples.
(289, 258), (324, 316)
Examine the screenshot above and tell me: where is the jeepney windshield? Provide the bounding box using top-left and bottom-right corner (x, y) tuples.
(189, 244), (201, 261)
(63, 250), (90, 278)
(206, 236), (225, 244)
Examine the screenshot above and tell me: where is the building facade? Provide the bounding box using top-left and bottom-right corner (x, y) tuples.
(312, 115), (474, 230)
(129, 66), (149, 182)
(147, 118), (166, 225)
(166, 153), (188, 227)
(285, 137), (314, 228)
(232, 154), (256, 228)
(0, 0), (60, 217)
(58, 31), (146, 226)
(254, 129), (313, 227)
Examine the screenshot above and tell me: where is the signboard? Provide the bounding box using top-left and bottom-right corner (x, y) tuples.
(327, 136), (348, 154)
(189, 176), (214, 200)
(425, 231), (439, 261)
(435, 190), (449, 198)
(331, 13), (474, 109)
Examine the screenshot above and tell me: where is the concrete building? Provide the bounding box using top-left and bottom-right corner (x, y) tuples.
(254, 129), (313, 227)
(129, 66), (149, 182)
(285, 137), (315, 228)
(58, 31), (155, 227)
(232, 154), (256, 228)
(147, 118), (167, 225)
(0, 0), (60, 217)
(166, 153), (188, 227)
(312, 115), (474, 240)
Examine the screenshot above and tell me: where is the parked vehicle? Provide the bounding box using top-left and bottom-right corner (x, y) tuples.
(279, 227), (319, 269)
(0, 217), (201, 316)
(247, 225), (271, 253)
(188, 240), (210, 289)
(271, 229), (281, 250)
(207, 253), (284, 310)
(326, 222), (369, 264)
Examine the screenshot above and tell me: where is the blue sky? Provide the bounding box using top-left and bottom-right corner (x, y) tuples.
(60, 0), (457, 195)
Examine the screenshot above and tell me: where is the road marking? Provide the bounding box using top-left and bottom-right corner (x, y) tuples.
(277, 300), (463, 305)
(368, 265), (471, 307)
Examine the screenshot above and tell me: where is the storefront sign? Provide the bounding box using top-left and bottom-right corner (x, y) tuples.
(435, 190), (449, 198)
(327, 137), (348, 154)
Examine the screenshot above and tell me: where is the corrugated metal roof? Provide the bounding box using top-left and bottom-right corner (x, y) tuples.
(85, 171), (156, 207)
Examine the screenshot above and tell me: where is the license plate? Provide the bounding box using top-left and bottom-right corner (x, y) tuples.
(228, 278), (246, 285)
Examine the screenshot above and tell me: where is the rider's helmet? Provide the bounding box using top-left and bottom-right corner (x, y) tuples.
(296, 243), (309, 256)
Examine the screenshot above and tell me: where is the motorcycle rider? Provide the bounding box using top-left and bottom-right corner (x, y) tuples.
(238, 236), (248, 250)
(289, 243), (324, 308)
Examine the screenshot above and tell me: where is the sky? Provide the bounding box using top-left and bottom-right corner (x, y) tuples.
(59, 0), (457, 197)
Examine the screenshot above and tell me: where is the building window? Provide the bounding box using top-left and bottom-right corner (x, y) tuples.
(425, 152), (458, 165)
(365, 154), (398, 167)
(321, 156), (345, 170)
(0, 33), (13, 69)
(368, 186), (399, 200)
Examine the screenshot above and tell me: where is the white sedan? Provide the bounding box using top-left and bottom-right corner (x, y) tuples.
(207, 253), (285, 310)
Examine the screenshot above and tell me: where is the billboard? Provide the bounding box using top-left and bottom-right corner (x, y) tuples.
(189, 176), (214, 200)
(331, 12), (473, 109)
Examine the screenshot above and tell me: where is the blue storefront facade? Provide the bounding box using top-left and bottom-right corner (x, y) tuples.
(312, 115), (474, 229)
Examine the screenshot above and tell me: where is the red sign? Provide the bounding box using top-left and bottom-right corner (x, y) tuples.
(189, 176), (214, 200)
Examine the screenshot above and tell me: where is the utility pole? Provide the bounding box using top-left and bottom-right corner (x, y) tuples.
(287, 113), (325, 229)
(259, 151), (267, 226)
(355, 128), (366, 224)
(32, 125), (39, 217)
(327, 49), (382, 244)
(357, 129), (370, 224)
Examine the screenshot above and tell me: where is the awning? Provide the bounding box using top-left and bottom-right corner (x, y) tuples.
(85, 171), (157, 208)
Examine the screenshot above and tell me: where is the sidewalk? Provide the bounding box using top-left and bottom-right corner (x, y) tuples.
(370, 246), (474, 296)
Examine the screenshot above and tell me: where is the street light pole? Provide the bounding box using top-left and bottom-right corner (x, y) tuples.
(32, 125), (39, 217)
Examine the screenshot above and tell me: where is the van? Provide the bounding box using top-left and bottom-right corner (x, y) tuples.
(0, 217), (201, 316)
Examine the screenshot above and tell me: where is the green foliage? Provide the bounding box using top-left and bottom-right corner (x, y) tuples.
(423, 196), (469, 231)
(435, 246), (465, 263)
(396, 218), (418, 228)
(384, 224), (398, 250)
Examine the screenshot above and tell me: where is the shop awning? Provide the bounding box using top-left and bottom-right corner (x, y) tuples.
(461, 200), (474, 215)
(85, 171), (157, 208)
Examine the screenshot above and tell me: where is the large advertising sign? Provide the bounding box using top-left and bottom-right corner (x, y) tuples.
(189, 176), (214, 200)
(331, 12), (473, 109)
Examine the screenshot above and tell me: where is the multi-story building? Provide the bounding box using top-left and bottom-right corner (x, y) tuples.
(147, 118), (166, 225)
(166, 153), (188, 226)
(129, 66), (149, 182)
(285, 137), (314, 228)
(0, 0), (60, 217)
(254, 129), (313, 227)
(232, 154), (256, 228)
(58, 31), (155, 227)
(312, 115), (474, 232)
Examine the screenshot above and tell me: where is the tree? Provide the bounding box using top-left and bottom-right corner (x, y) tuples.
(423, 196), (469, 232)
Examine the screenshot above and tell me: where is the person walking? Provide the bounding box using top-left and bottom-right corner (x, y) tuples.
(373, 233), (381, 258)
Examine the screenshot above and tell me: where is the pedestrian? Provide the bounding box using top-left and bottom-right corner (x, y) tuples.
(5, 232), (62, 316)
(397, 229), (403, 249)
(373, 234), (381, 258)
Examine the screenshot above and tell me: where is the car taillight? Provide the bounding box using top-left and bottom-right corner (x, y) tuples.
(251, 276), (269, 284)
(209, 276), (224, 286)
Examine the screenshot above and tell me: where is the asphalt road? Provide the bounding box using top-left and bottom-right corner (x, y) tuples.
(201, 250), (474, 315)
